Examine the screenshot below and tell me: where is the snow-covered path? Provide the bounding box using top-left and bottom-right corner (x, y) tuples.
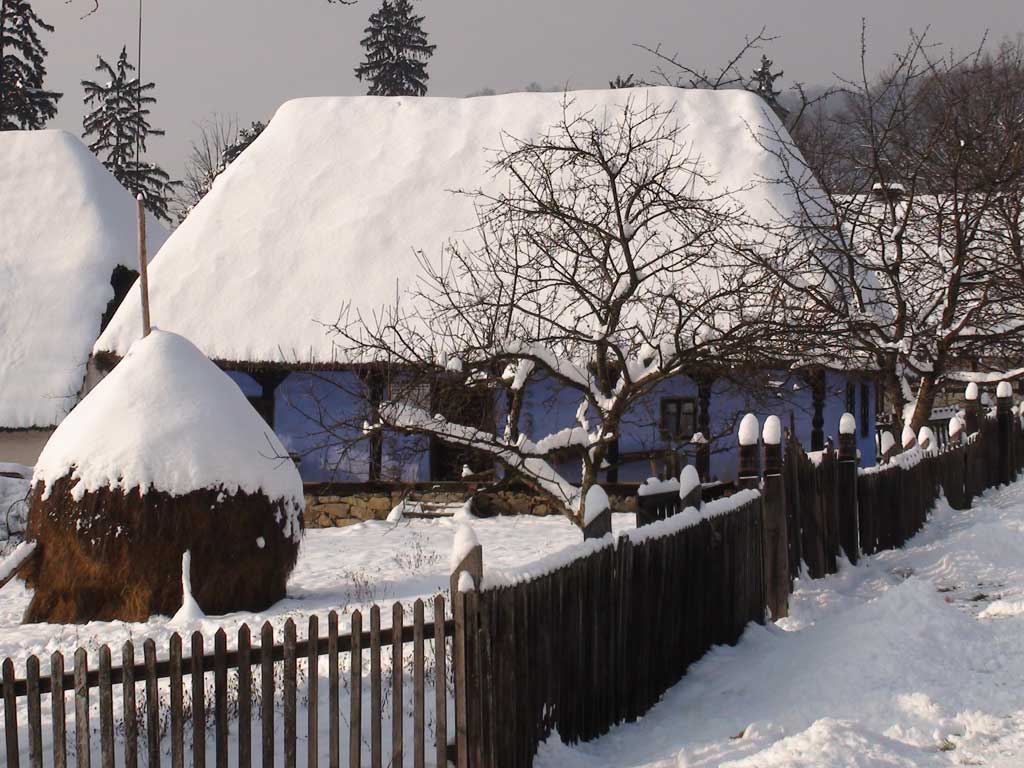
(538, 483), (1024, 768)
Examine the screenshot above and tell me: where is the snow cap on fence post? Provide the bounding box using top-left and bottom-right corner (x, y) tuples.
(838, 413), (857, 461)
(948, 416), (964, 445)
(737, 413), (760, 488)
(964, 382), (981, 435)
(582, 483), (612, 540)
(901, 424), (917, 450)
(762, 416), (783, 475)
(879, 430), (897, 462)
(679, 464), (702, 510)
(449, 524), (482, 595)
(917, 426), (936, 452)
(997, 381), (1013, 401)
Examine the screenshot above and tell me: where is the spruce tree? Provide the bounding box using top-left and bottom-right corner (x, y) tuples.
(0, 0), (62, 130)
(354, 0), (435, 97)
(750, 54), (789, 123)
(82, 47), (176, 222)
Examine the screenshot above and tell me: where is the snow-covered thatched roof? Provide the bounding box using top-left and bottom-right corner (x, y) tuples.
(0, 130), (168, 429)
(34, 330), (304, 530)
(95, 88), (810, 366)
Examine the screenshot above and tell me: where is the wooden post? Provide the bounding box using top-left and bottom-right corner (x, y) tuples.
(737, 413), (760, 491)
(136, 195), (151, 337)
(451, 529), (483, 768)
(761, 416), (789, 619)
(836, 414), (860, 565)
(997, 381), (1013, 486)
(964, 382), (980, 436)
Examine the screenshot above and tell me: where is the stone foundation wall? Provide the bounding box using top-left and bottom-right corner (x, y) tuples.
(304, 482), (639, 528)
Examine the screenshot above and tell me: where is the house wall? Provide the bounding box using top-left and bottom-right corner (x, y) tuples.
(0, 429), (53, 466)
(226, 368), (876, 486)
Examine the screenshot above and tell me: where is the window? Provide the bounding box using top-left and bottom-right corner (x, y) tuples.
(660, 398), (696, 442)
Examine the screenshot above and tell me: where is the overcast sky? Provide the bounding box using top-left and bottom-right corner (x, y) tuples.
(44, 0), (1023, 181)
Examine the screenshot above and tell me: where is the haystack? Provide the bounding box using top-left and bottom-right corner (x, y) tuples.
(22, 330), (304, 623)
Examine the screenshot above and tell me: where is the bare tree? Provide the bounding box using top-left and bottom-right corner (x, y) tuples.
(752, 29), (1024, 431)
(323, 96), (816, 525)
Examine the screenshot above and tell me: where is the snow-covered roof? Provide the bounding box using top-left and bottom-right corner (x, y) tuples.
(34, 330), (304, 536)
(95, 88), (809, 365)
(0, 130), (167, 428)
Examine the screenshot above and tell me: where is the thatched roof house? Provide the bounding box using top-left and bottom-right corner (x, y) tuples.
(93, 89), (880, 485)
(0, 130), (167, 465)
(24, 330), (304, 622)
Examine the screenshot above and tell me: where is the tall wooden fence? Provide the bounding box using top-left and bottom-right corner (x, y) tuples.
(2, 600), (452, 768)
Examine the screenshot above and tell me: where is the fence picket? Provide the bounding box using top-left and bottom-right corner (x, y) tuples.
(392, 603), (404, 768)
(191, 633), (206, 768)
(26, 655), (42, 768)
(73, 648), (88, 768)
(215, 629), (229, 768)
(260, 622), (274, 768)
(433, 597), (447, 768)
(170, 633), (185, 768)
(307, 616), (319, 768)
(121, 642), (137, 768)
(413, 599), (425, 768)
(98, 646), (114, 768)
(4, 657), (22, 768)
(283, 619), (297, 768)
(51, 652), (66, 768)
(369, 605), (381, 768)
(238, 625), (252, 768)
(350, 610), (362, 768)
(327, 612), (338, 768)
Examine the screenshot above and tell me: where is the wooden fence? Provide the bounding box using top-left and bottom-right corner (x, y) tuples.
(2, 600), (453, 768)
(450, 388), (1024, 767)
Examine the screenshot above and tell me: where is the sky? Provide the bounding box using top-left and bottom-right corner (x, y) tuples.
(42, 0), (1024, 183)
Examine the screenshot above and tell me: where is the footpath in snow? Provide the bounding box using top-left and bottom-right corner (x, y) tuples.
(537, 481), (1024, 768)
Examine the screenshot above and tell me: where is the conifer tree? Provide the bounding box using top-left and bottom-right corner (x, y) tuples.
(354, 0), (435, 97)
(82, 47), (176, 222)
(750, 54), (789, 123)
(0, 0), (62, 130)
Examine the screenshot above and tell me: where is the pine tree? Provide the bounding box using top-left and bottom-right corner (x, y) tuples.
(0, 0), (62, 130)
(354, 0), (435, 97)
(82, 47), (176, 222)
(750, 54), (789, 123)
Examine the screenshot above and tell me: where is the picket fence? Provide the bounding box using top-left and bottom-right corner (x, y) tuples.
(4, 392), (1023, 768)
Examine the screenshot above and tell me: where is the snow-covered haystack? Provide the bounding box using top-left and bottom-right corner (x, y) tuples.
(21, 330), (304, 623)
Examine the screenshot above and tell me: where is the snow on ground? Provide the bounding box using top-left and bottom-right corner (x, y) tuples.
(0, 512), (635, 666)
(537, 482), (1024, 768)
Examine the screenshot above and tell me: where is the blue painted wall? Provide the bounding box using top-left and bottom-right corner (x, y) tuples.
(225, 368), (876, 483)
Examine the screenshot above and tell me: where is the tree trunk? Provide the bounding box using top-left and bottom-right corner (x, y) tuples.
(908, 373), (941, 432)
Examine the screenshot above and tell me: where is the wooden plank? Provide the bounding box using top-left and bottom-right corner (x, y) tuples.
(51, 652), (67, 768)
(191, 633), (206, 768)
(261, 622), (275, 768)
(370, 606), (381, 768)
(392, 603), (404, 768)
(74, 647), (89, 768)
(327, 612), (339, 768)
(26, 655), (43, 768)
(433, 597), (447, 768)
(307, 616), (319, 768)
(143, 643), (158, 768)
(214, 630), (228, 768)
(98, 645), (114, 768)
(452, 592), (468, 768)
(413, 599), (425, 768)
(283, 619), (297, 768)
(4, 657), (22, 768)
(122, 642), (138, 768)
(238, 625), (252, 768)
(170, 634), (184, 768)
(350, 610), (362, 768)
